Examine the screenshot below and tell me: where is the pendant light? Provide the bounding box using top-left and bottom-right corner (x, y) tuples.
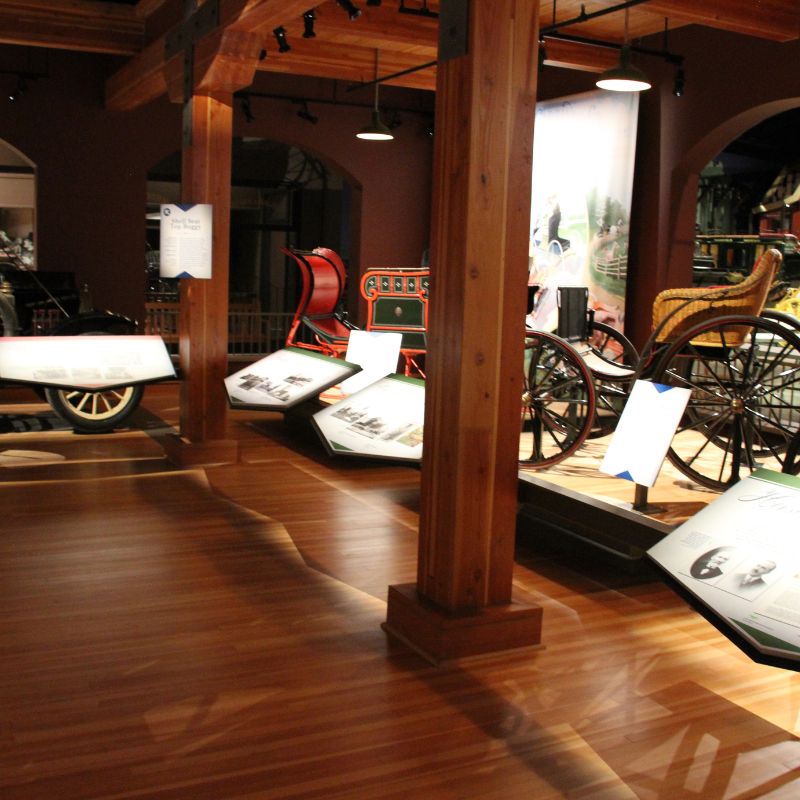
(596, 8), (651, 92)
(357, 50), (394, 141)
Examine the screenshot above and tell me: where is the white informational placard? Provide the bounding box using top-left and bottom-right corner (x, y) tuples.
(159, 203), (212, 279)
(313, 374), (424, 461)
(648, 469), (800, 663)
(600, 380), (691, 487)
(338, 330), (402, 395)
(224, 347), (361, 411)
(0, 335), (176, 390)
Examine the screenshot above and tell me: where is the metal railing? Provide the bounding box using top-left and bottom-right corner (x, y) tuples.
(144, 303), (294, 359)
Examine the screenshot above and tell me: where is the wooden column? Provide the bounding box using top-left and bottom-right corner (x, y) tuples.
(384, 0), (542, 663)
(168, 92), (238, 462)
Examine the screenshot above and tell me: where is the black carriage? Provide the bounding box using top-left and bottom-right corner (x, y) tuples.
(520, 248), (800, 491)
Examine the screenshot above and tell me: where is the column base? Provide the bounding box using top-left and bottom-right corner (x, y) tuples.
(383, 583), (543, 665)
(162, 433), (239, 467)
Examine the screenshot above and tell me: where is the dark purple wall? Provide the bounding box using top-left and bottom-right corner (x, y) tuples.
(0, 52), (433, 326)
(2, 27), (799, 345)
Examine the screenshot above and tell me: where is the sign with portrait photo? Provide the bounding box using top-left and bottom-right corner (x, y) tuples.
(648, 469), (800, 665)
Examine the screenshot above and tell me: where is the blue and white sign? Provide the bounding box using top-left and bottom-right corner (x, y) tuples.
(600, 379), (691, 487)
(159, 203), (212, 279)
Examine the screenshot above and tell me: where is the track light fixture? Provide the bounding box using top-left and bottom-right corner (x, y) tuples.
(302, 9), (316, 38)
(595, 9), (651, 92)
(273, 26), (290, 53)
(357, 50), (393, 141)
(336, 0), (361, 20)
(8, 76), (26, 102)
(672, 65), (685, 97)
(241, 94), (255, 123)
(297, 100), (318, 124)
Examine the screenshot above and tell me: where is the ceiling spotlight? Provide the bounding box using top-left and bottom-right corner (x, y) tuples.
(302, 9), (316, 38)
(357, 51), (393, 141)
(596, 8), (651, 92)
(336, 0), (361, 20)
(273, 26), (290, 53)
(673, 66), (686, 97)
(297, 100), (318, 124)
(241, 94), (255, 123)
(8, 76), (26, 102)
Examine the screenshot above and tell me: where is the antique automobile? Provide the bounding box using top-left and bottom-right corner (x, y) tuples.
(0, 234), (144, 432)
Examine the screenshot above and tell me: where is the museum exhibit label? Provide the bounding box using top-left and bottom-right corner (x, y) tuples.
(648, 469), (800, 664)
(312, 374), (424, 461)
(0, 335), (176, 390)
(159, 203), (212, 279)
(224, 347), (361, 411)
(600, 379), (691, 486)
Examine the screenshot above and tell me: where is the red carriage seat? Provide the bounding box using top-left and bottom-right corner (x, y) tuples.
(283, 247), (354, 356)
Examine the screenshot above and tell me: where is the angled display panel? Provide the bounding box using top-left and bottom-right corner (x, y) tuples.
(312, 374), (424, 462)
(648, 469), (800, 667)
(225, 347), (360, 411)
(0, 335), (176, 390)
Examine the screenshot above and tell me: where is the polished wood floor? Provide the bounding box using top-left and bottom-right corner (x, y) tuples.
(1, 382), (799, 799)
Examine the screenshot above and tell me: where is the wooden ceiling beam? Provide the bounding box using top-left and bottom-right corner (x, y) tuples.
(541, 36), (620, 73)
(644, 0), (799, 43)
(0, 0), (143, 55)
(255, 38), (436, 90)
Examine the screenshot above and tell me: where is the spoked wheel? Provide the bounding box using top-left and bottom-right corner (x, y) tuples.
(584, 321), (639, 438)
(44, 384), (144, 433)
(520, 331), (596, 468)
(651, 314), (800, 490)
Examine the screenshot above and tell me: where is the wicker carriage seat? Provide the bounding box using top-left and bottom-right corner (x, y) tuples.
(651, 247), (782, 347)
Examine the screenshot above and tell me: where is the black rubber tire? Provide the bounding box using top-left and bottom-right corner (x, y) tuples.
(44, 383), (144, 433)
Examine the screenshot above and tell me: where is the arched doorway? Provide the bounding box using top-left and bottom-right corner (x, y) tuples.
(693, 106), (800, 286)
(145, 138), (358, 355)
(146, 139), (355, 312)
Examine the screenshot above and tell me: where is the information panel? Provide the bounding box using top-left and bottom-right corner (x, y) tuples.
(159, 203), (212, 279)
(313, 374), (424, 461)
(224, 347), (360, 411)
(0, 335), (176, 390)
(648, 469), (800, 664)
(600, 380), (691, 486)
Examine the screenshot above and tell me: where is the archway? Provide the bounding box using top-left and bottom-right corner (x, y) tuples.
(669, 99), (800, 285)
(146, 139), (357, 314)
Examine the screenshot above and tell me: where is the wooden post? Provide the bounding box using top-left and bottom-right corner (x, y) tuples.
(384, 0), (543, 663)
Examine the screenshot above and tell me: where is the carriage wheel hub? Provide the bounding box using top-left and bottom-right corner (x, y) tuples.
(730, 397), (745, 413)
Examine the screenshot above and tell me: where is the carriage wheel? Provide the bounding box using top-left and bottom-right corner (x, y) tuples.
(44, 384), (144, 433)
(520, 332), (596, 468)
(651, 314), (800, 490)
(586, 321), (639, 438)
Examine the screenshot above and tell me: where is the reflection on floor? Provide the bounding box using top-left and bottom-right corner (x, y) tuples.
(1, 382), (798, 799)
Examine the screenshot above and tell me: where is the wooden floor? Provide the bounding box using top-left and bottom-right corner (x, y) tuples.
(1, 382), (799, 799)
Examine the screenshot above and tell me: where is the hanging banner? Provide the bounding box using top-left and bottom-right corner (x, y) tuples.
(528, 90), (639, 339)
(159, 203), (212, 279)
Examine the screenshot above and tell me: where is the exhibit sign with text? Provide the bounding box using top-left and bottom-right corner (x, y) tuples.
(528, 90), (639, 337)
(600, 380), (691, 487)
(0, 335), (176, 389)
(224, 347), (361, 411)
(648, 469), (800, 665)
(313, 374), (424, 462)
(159, 203), (212, 279)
